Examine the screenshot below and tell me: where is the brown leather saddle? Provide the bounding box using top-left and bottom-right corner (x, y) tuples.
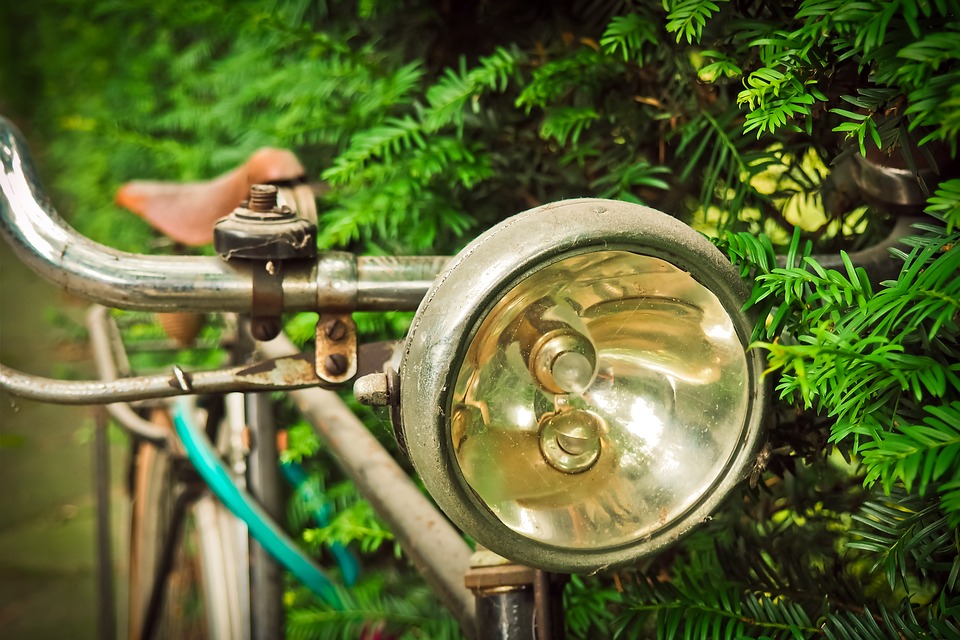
(115, 147), (316, 245)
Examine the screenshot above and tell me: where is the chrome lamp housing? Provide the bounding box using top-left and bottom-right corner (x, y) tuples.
(397, 199), (768, 573)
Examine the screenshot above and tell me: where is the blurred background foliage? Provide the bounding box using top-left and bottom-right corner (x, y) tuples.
(1, 0), (958, 638)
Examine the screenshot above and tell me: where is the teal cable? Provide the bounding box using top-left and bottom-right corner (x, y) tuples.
(171, 397), (343, 608)
(280, 460), (361, 586)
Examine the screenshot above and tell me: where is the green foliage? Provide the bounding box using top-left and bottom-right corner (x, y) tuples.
(709, 181), (958, 637)
(420, 47), (521, 133)
(539, 106), (601, 146)
(925, 178), (960, 232)
(302, 487), (396, 556)
(515, 47), (615, 111)
(6, 0), (959, 637)
(592, 160), (671, 204)
(664, 0), (727, 45)
(731, 0), (960, 149)
(106, 310), (228, 371)
(323, 116), (428, 186)
(319, 45), (522, 251)
(616, 462), (960, 640)
(280, 421), (322, 465)
(697, 50), (742, 82)
(564, 574), (623, 639)
(601, 13), (658, 65)
(16, 0), (955, 252)
(859, 403), (960, 498)
(848, 490), (960, 592)
(286, 572), (460, 639)
(723, 187), (960, 527)
(283, 421), (443, 638)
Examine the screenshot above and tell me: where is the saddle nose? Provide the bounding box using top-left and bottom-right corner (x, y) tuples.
(115, 148), (307, 246)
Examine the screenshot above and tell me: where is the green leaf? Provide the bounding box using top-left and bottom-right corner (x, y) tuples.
(539, 107), (601, 146)
(664, 0), (727, 44)
(600, 12), (658, 65)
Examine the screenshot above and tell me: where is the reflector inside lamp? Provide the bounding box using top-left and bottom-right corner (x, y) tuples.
(451, 250), (749, 549)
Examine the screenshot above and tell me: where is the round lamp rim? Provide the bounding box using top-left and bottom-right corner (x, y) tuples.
(399, 198), (768, 573)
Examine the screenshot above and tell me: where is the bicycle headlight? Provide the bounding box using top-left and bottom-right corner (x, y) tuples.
(396, 199), (767, 573)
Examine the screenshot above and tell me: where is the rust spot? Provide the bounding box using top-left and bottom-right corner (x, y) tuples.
(235, 352), (320, 386)
(236, 352), (311, 375)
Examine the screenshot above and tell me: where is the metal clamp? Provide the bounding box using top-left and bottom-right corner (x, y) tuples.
(213, 184), (318, 341)
(315, 313), (358, 384)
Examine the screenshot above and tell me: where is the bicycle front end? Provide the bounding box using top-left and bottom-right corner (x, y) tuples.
(2, 114), (776, 640)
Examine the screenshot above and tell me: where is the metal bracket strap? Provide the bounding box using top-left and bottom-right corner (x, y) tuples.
(315, 313), (358, 384)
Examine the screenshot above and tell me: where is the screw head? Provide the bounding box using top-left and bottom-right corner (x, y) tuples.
(324, 353), (349, 376)
(251, 317), (281, 341)
(324, 318), (347, 341)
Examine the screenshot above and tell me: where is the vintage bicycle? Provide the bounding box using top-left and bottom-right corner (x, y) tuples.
(0, 115), (921, 639)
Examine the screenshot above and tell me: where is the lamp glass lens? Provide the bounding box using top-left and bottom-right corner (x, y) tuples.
(451, 251), (749, 549)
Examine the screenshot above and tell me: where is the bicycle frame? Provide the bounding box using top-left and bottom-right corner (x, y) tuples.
(1, 117), (483, 637)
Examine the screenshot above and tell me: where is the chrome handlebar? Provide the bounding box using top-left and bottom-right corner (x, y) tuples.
(0, 115), (450, 403)
(0, 116), (447, 314)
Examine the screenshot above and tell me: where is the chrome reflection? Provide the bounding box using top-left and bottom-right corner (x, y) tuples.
(452, 251), (749, 550)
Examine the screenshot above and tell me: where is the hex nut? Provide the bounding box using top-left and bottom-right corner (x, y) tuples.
(354, 373), (391, 407)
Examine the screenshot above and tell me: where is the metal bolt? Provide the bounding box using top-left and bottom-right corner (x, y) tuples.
(251, 317), (281, 341)
(248, 184), (279, 212)
(354, 373), (391, 406)
(324, 318), (347, 341)
(324, 353), (348, 376)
